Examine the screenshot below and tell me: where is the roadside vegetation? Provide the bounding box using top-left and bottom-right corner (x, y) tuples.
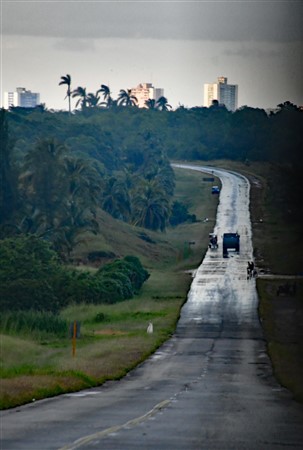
(0, 97), (302, 407)
(0, 166), (218, 409)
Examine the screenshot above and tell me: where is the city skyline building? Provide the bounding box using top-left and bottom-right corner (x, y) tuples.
(3, 87), (40, 109)
(204, 77), (238, 111)
(130, 83), (164, 108)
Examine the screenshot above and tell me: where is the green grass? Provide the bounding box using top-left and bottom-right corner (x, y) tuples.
(0, 311), (69, 339)
(0, 167), (218, 409)
(257, 278), (303, 402)
(3, 160), (301, 407)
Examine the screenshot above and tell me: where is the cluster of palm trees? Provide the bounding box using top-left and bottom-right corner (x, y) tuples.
(1, 112), (175, 258)
(18, 138), (173, 252)
(15, 138), (101, 257)
(59, 74), (171, 113)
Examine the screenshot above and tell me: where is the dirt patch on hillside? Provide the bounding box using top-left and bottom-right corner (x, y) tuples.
(94, 329), (129, 336)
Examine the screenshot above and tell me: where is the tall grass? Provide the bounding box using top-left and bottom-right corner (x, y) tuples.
(0, 311), (69, 339)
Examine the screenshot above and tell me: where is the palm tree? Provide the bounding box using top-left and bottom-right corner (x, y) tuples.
(132, 180), (170, 231)
(117, 89), (138, 107)
(59, 74), (72, 114)
(21, 149), (102, 257)
(21, 138), (68, 232)
(87, 92), (101, 108)
(52, 205), (99, 259)
(101, 176), (131, 221)
(98, 84), (110, 100)
(156, 96), (172, 111)
(145, 99), (156, 110)
(0, 109), (19, 229)
(63, 156), (101, 206)
(72, 86), (88, 110)
(154, 163), (175, 196)
(97, 84), (117, 108)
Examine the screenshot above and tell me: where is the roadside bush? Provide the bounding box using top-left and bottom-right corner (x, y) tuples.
(98, 256), (149, 292)
(0, 279), (60, 313)
(101, 271), (134, 299)
(169, 201), (197, 226)
(0, 236), (69, 313)
(0, 235), (61, 283)
(125, 255), (150, 290)
(56, 256), (149, 305)
(0, 237), (150, 312)
(93, 312), (110, 323)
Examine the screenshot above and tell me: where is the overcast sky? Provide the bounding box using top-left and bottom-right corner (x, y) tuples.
(1, 0), (302, 110)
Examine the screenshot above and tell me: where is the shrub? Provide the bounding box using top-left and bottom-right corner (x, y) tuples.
(124, 255), (150, 289)
(98, 256), (149, 292)
(93, 312), (110, 323)
(169, 201), (196, 226)
(0, 237), (150, 312)
(0, 278), (60, 313)
(0, 235), (61, 283)
(0, 236), (72, 313)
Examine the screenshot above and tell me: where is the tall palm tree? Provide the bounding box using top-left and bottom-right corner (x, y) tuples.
(117, 89), (138, 107)
(63, 156), (101, 207)
(0, 109), (18, 228)
(156, 96), (172, 111)
(21, 149), (102, 257)
(97, 84), (116, 108)
(98, 84), (110, 100)
(72, 86), (88, 110)
(59, 74), (72, 114)
(21, 138), (68, 231)
(42, 155), (101, 258)
(101, 176), (131, 221)
(132, 180), (170, 231)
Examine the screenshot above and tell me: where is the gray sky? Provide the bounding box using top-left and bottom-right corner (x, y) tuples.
(1, 0), (303, 110)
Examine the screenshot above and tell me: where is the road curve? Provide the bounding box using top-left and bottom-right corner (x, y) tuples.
(1, 165), (303, 450)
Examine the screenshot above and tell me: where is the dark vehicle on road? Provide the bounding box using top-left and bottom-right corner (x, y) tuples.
(223, 232), (240, 257)
(209, 233), (218, 249)
(211, 186), (220, 194)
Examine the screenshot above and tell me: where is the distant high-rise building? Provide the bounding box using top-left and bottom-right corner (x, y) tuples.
(130, 83), (164, 108)
(204, 77), (238, 111)
(3, 87), (40, 109)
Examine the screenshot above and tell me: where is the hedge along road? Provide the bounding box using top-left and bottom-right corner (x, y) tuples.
(1, 165), (303, 450)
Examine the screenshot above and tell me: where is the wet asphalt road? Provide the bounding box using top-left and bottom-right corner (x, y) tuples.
(1, 165), (303, 450)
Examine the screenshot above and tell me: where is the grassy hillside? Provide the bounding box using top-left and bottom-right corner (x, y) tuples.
(0, 167), (219, 409)
(72, 167), (219, 271)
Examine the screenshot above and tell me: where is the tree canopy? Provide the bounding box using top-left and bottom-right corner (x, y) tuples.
(2, 100), (302, 250)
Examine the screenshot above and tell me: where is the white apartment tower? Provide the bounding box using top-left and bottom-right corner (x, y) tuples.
(3, 87), (40, 109)
(204, 77), (238, 111)
(130, 83), (164, 108)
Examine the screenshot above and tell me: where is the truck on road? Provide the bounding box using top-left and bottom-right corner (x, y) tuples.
(222, 233), (240, 257)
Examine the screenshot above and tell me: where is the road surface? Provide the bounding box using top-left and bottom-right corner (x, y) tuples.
(1, 165), (303, 450)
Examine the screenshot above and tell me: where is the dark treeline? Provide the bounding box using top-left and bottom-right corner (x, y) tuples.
(1, 100), (302, 252)
(0, 101), (302, 313)
(0, 107), (177, 257)
(6, 100), (302, 164)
